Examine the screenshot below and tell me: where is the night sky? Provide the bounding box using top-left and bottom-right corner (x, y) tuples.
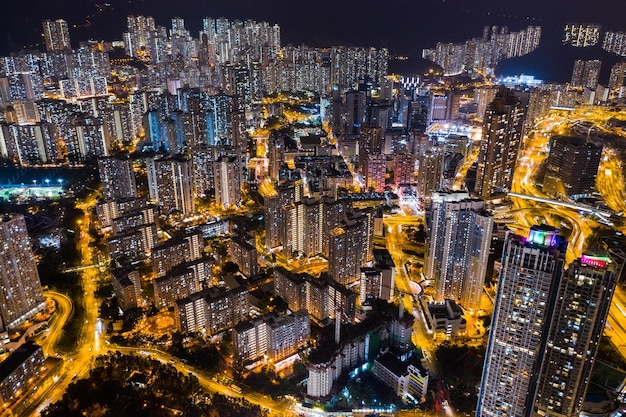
(2, 0), (626, 82)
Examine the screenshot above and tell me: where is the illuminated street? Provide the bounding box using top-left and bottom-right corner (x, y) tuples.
(2, 5), (626, 417)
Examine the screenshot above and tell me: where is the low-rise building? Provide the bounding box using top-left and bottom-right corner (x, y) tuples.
(194, 220), (229, 238)
(373, 353), (428, 403)
(426, 299), (466, 339)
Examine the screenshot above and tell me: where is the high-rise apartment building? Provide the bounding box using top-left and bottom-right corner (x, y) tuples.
(478, 226), (567, 417)
(175, 286), (249, 335)
(475, 86), (499, 120)
(229, 235), (258, 277)
(525, 84), (567, 128)
(570, 60), (602, 89)
(214, 155), (241, 208)
(533, 248), (622, 417)
(98, 153), (138, 201)
(281, 198), (317, 258)
(153, 264), (202, 310)
(264, 183), (349, 259)
(0, 215), (45, 331)
(423, 26), (541, 75)
(328, 210), (374, 285)
(112, 262), (141, 311)
(603, 32), (626, 57)
(151, 231), (204, 277)
(426, 192), (493, 310)
(360, 249), (395, 306)
(106, 200), (158, 261)
(0, 342), (46, 405)
(107, 223), (158, 262)
(393, 153), (416, 186)
(329, 47), (389, 89)
(96, 198), (149, 229)
(191, 144), (215, 198)
(609, 62), (626, 90)
(264, 181), (303, 249)
(124, 15), (156, 59)
(417, 148), (444, 199)
(562, 24), (601, 47)
(475, 87), (525, 198)
(273, 267), (357, 324)
(110, 204), (157, 236)
(42, 19), (71, 52)
(478, 225), (624, 417)
(364, 153), (386, 191)
(543, 136), (603, 199)
(146, 154), (195, 215)
(267, 134), (285, 181)
(232, 310), (310, 362)
(0, 122), (58, 165)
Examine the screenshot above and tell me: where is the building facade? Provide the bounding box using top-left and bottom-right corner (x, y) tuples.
(98, 153), (138, 201)
(427, 192), (493, 310)
(477, 226), (567, 417)
(0, 215), (45, 331)
(146, 154), (195, 215)
(475, 88), (525, 198)
(542, 135), (603, 199)
(0, 342), (46, 405)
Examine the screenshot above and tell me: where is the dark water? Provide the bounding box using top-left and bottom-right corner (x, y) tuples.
(2, 0), (626, 83)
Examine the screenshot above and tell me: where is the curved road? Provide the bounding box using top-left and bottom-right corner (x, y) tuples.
(41, 291), (73, 357)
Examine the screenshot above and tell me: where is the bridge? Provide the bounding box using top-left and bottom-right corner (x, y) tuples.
(508, 192), (615, 225)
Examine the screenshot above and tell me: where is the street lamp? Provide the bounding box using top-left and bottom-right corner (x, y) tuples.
(45, 179), (50, 186)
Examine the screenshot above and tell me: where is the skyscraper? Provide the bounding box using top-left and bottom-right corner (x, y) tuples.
(609, 62), (626, 90)
(191, 144), (215, 198)
(603, 33), (626, 58)
(393, 153), (416, 186)
(427, 192), (493, 310)
(0, 215), (45, 331)
(328, 209), (374, 285)
(344, 90), (366, 136)
(146, 154), (195, 215)
(123, 15), (156, 60)
(417, 147), (444, 199)
(542, 135), (603, 199)
(570, 60), (602, 89)
(98, 153), (138, 201)
(364, 153), (386, 191)
(214, 155), (242, 208)
(478, 226), (624, 417)
(475, 87), (525, 198)
(475, 86), (499, 120)
(478, 226), (568, 417)
(42, 19), (71, 52)
(562, 24), (601, 47)
(533, 248), (622, 417)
